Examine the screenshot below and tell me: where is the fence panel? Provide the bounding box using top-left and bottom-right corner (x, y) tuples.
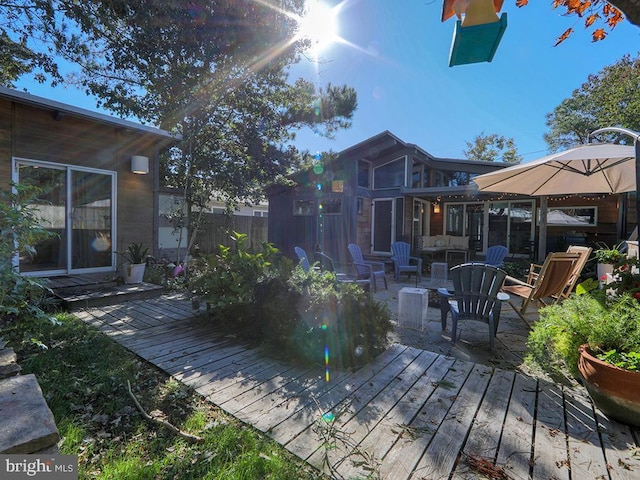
(194, 214), (269, 254)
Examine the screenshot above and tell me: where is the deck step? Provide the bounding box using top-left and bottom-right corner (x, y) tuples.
(55, 282), (164, 311)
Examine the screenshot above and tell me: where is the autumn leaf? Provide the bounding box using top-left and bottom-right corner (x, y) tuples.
(585, 13), (599, 27)
(515, 0), (528, 6)
(555, 27), (574, 46)
(576, 1), (591, 15)
(592, 28), (607, 41)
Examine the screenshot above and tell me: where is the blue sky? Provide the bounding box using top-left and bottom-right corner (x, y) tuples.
(290, 0), (640, 161)
(17, 0), (640, 163)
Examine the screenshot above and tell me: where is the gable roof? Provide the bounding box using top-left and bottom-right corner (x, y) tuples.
(0, 86), (181, 143)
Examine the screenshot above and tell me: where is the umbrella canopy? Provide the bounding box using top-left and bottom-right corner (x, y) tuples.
(473, 143), (636, 195)
(473, 143), (637, 261)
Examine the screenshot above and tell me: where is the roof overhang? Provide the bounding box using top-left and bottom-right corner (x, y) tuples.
(0, 86), (181, 144)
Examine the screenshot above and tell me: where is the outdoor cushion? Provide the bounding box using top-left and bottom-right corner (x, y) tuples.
(451, 236), (469, 249)
(436, 234), (451, 246)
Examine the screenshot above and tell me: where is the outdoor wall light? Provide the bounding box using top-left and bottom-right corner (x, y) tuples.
(433, 203), (441, 214)
(442, 0), (507, 67)
(131, 155), (149, 175)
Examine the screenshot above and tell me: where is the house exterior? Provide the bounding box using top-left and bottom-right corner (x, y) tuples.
(267, 131), (630, 266)
(0, 87), (181, 277)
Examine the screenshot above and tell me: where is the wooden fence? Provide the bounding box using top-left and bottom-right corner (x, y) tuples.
(192, 213), (269, 254)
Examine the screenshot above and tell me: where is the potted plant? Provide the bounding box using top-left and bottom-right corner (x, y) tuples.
(121, 242), (150, 284)
(526, 291), (640, 427)
(593, 241), (624, 280)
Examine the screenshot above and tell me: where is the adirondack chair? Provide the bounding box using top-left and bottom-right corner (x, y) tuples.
(438, 263), (509, 350)
(314, 251), (372, 293)
(294, 246), (311, 272)
(485, 245), (508, 267)
(501, 252), (581, 320)
(423, 261), (449, 289)
(391, 241), (422, 285)
(348, 243), (388, 292)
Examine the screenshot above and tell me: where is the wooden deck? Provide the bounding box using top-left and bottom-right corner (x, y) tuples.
(73, 295), (640, 480)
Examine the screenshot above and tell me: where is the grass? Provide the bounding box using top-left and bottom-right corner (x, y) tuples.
(13, 313), (327, 480)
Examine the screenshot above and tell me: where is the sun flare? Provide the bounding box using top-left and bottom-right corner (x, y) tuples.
(296, 1), (340, 55)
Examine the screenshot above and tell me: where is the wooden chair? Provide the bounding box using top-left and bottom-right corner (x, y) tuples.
(501, 252), (581, 320)
(437, 263), (509, 350)
(348, 243), (388, 292)
(526, 245), (593, 301)
(391, 241), (422, 285)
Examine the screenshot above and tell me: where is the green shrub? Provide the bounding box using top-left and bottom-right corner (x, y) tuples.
(0, 183), (59, 350)
(284, 267), (392, 368)
(526, 293), (640, 378)
(500, 260), (530, 281)
(189, 233), (393, 369)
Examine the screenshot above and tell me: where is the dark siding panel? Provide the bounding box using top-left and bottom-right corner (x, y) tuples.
(1, 100), (161, 259)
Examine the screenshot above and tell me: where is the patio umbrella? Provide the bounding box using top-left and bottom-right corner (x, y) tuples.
(472, 143), (636, 195)
(472, 143), (637, 260)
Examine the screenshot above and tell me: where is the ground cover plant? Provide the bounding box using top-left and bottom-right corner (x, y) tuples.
(14, 313), (326, 480)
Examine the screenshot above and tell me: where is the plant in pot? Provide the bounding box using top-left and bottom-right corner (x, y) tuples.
(526, 290), (640, 427)
(593, 241), (624, 281)
(121, 242), (150, 284)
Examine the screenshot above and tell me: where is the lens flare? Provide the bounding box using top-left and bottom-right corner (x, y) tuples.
(324, 344), (330, 382)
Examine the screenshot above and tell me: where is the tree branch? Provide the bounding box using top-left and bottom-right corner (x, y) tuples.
(126, 380), (204, 444)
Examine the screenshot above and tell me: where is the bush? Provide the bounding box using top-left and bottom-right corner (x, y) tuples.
(526, 293), (640, 379)
(189, 233), (393, 369)
(0, 183), (59, 350)
(500, 260), (531, 281)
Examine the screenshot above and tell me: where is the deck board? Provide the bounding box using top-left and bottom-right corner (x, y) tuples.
(74, 296), (640, 479)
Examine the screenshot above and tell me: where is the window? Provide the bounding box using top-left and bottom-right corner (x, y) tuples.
(294, 199), (314, 216)
(320, 198), (342, 215)
(358, 160), (370, 188)
(253, 210), (268, 218)
(434, 170), (472, 187)
(540, 207), (597, 226)
(374, 157), (406, 189)
(488, 201), (534, 255)
(411, 161), (429, 188)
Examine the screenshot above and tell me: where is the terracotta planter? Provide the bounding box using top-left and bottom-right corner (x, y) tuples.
(578, 344), (640, 427)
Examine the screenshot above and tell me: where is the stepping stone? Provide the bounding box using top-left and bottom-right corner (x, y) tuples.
(0, 374), (59, 453)
(0, 348), (20, 379)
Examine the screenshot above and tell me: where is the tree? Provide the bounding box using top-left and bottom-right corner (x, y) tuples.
(545, 53), (640, 151)
(464, 132), (522, 164)
(1, 1), (356, 206)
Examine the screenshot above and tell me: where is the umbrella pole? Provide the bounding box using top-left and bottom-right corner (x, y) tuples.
(538, 196), (547, 262)
(590, 128), (640, 236)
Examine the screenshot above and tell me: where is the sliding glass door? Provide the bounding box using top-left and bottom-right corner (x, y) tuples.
(15, 159), (116, 275)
